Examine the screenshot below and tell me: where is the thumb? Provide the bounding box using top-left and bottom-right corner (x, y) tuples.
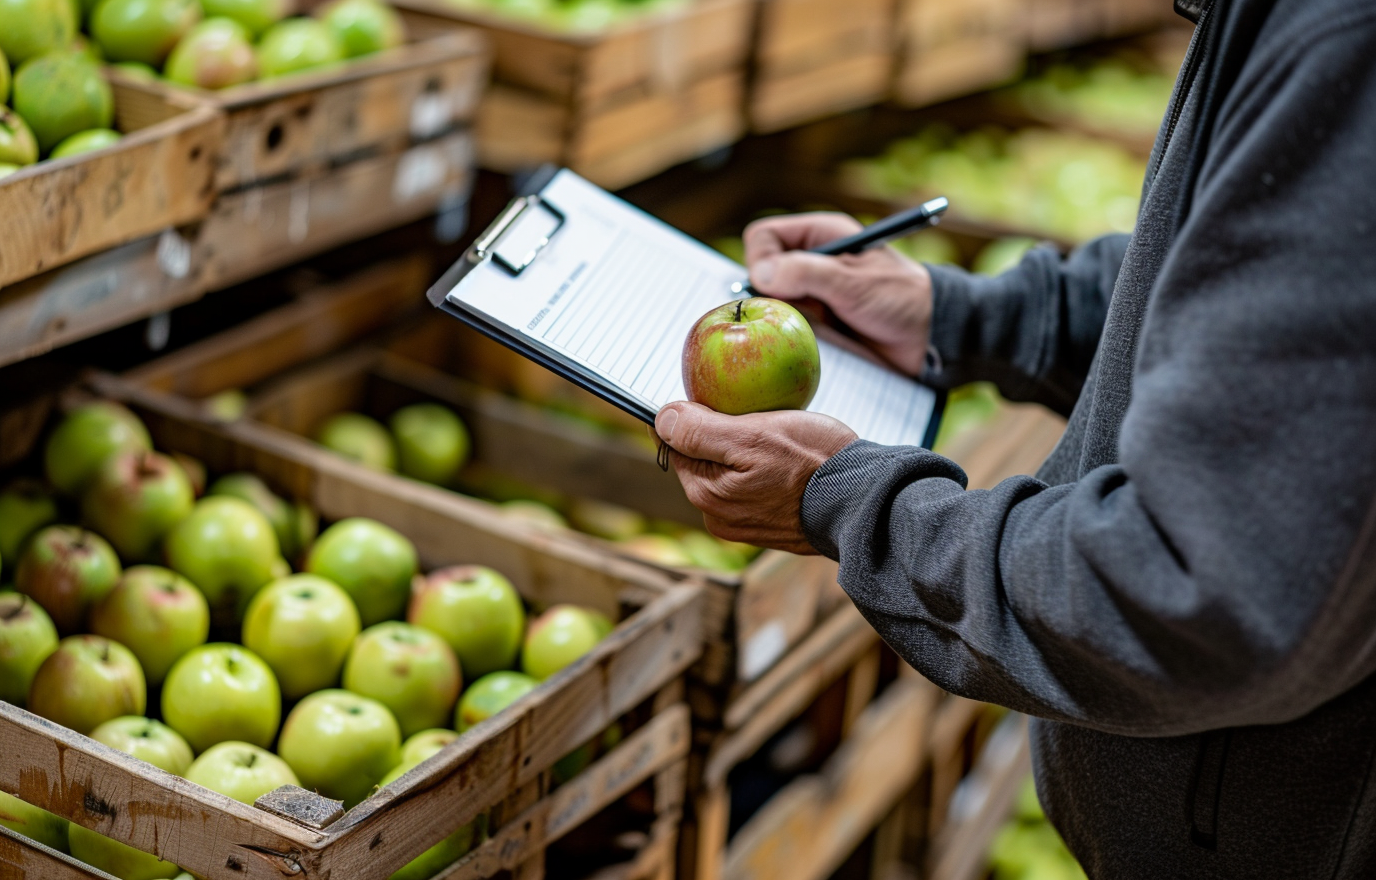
(750, 251), (856, 307)
(656, 402), (739, 465)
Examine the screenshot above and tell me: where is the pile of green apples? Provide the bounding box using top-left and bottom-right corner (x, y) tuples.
(1002, 58), (1175, 140)
(309, 402), (760, 572)
(444, 0), (681, 35)
(844, 123), (1148, 243)
(0, 41), (122, 176)
(0, 400), (617, 880)
(987, 777), (1088, 880)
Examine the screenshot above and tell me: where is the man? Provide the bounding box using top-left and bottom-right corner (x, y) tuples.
(654, 0), (1376, 876)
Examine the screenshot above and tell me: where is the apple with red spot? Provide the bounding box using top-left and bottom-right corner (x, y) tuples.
(681, 298), (820, 415)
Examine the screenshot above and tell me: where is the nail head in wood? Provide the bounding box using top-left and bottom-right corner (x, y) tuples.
(254, 785), (345, 830)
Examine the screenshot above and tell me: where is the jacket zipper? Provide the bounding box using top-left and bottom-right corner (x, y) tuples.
(1151, 0), (1216, 185)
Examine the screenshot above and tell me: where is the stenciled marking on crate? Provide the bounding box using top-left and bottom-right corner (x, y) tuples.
(741, 620), (789, 681)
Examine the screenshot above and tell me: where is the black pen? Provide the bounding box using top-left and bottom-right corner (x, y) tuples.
(731, 197), (950, 297)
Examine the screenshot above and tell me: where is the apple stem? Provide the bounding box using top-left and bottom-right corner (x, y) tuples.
(734, 300), (744, 322)
(136, 453), (160, 478)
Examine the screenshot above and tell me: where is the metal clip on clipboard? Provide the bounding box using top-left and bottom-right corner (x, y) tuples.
(466, 194), (567, 277)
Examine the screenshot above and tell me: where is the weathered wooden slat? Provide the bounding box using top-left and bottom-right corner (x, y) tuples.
(926, 715), (1030, 880)
(0, 82), (221, 292)
(0, 823), (111, 880)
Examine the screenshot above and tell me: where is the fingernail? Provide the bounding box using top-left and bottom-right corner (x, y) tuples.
(658, 408), (678, 443)
(752, 259), (776, 285)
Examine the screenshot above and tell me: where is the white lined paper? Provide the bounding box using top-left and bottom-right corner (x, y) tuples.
(446, 170), (938, 447)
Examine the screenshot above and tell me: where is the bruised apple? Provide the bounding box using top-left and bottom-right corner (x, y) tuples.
(681, 298), (820, 415)
(164, 17), (257, 89)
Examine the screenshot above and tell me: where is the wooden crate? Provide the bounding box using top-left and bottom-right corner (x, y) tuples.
(683, 624), (940, 880)
(748, 0), (897, 133)
(894, 0), (1025, 108)
(0, 79), (221, 292)
(396, 0), (753, 189)
(1025, 0), (1101, 51)
(0, 374), (703, 880)
(194, 129), (477, 289)
(114, 11), (489, 193)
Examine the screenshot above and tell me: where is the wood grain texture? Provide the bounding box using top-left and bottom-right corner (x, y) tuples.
(0, 823), (111, 880)
(0, 82), (221, 291)
(721, 678), (936, 880)
(894, 0), (1025, 107)
(754, 0), (895, 73)
(749, 51), (894, 134)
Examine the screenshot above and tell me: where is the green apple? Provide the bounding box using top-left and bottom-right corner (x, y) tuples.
(678, 530), (749, 571)
(49, 127), (121, 158)
(0, 592), (58, 707)
(90, 716), (194, 775)
(0, 0), (77, 66)
(164, 496), (281, 631)
(616, 534), (692, 567)
(256, 18), (344, 79)
(12, 52), (115, 154)
(315, 412), (396, 471)
(168, 453), (207, 498)
(43, 401), (151, 496)
(111, 60), (159, 79)
(520, 605), (605, 682)
(455, 671), (537, 732)
(318, 0), (405, 58)
(0, 790), (69, 853)
(408, 565), (524, 679)
(28, 635), (146, 735)
(82, 450), (194, 563)
(499, 500), (567, 532)
(342, 621), (461, 738)
(388, 403), (469, 486)
(91, 0), (202, 66)
(242, 574), (360, 700)
(15, 525), (122, 634)
(398, 728), (459, 766)
(305, 518), (416, 627)
(0, 162), (20, 179)
(206, 473), (313, 562)
(200, 0), (289, 37)
(682, 298), (820, 415)
(164, 17), (258, 90)
(566, 498), (646, 541)
(88, 566), (208, 686)
(0, 45), (9, 104)
(0, 479), (59, 564)
(68, 823), (180, 880)
(161, 643), (280, 752)
(0, 106), (39, 166)
(185, 741), (299, 805)
(277, 689), (401, 808)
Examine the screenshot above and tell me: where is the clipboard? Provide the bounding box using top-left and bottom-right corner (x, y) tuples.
(427, 168), (944, 449)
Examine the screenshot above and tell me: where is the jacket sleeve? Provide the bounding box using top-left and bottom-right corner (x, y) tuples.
(923, 234), (1129, 416)
(801, 15), (1376, 737)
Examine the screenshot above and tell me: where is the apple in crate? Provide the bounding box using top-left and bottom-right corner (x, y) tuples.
(69, 824), (181, 880)
(43, 402), (150, 497)
(201, 0), (289, 38)
(50, 128), (121, 158)
(165, 17), (258, 90)
(399, 728), (460, 766)
(28, 635), (146, 735)
(682, 298), (821, 415)
(162, 643), (281, 752)
(206, 472), (316, 565)
(257, 17), (344, 78)
(82, 450), (195, 563)
(0, 0), (76, 66)
(278, 689), (401, 808)
(0, 790), (69, 854)
(315, 412), (396, 471)
(319, 0), (405, 58)
(165, 496), (281, 630)
(409, 565), (524, 679)
(15, 525), (122, 634)
(455, 671), (538, 732)
(521, 605), (608, 681)
(0, 592), (58, 707)
(186, 742), (300, 805)
(0, 107), (38, 168)
(306, 518), (416, 627)
(389, 403), (470, 486)
(242, 574), (360, 699)
(91, 716), (194, 775)
(89, 566), (209, 686)
(91, 0), (203, 67)
(0, 478), (59, 564)
(342, 621), (462, 738)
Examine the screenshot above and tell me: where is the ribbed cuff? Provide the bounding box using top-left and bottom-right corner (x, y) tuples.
(923, 263), (982, 389)
(801, 440), (873, 558)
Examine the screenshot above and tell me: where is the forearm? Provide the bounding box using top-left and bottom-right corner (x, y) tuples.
(924, 234), (1128, 415)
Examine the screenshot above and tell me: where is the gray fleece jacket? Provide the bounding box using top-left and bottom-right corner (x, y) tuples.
(799, 1), (1376, 876)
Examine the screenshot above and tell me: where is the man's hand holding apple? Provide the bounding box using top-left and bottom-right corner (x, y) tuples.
(660, 212), (934, 553)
